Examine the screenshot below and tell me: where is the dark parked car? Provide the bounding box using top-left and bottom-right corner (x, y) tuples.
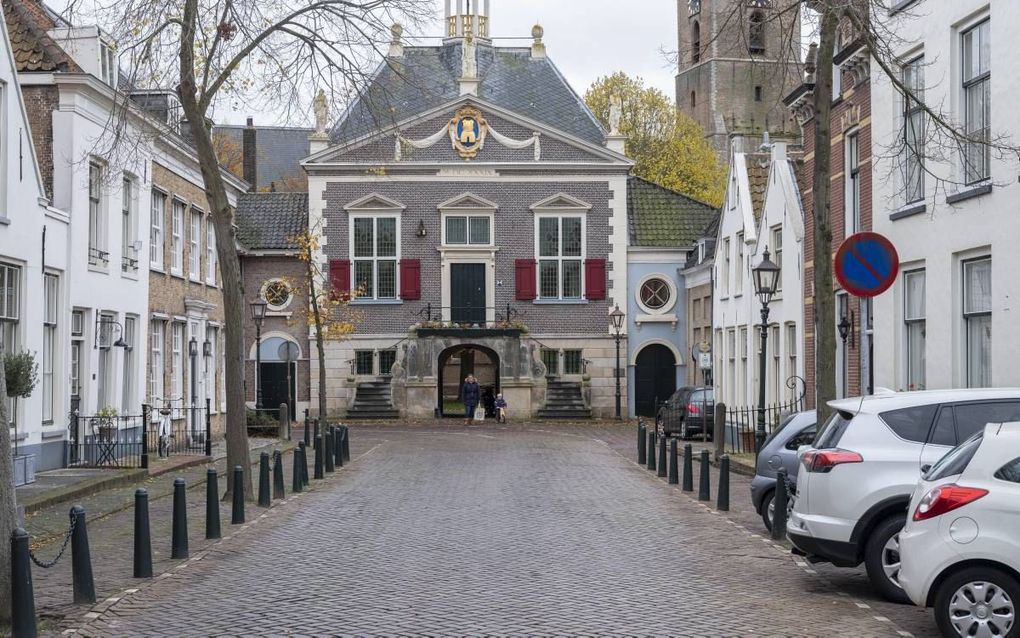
(750, 410), (816, 531)
(656, 387), (714, 439)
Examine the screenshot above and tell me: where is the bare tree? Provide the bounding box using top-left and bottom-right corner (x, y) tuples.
(0, 358), (15, 623)
(63, 0), (432, 497)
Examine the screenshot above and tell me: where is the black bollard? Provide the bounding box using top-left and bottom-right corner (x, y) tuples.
(342, 426), (351, 462)
(171, 478), (189, 559)
(324, 430), (335, 473)
(11, 527), (36, 638)
(646, 430), (656, 471)
(773, 468), (789, 541)
(231, 466), (245, 524)
(682, 444), (694, 492)
(657, 435), (667, 478)
(698, 449), (711, 501)
(668, 439), (679, 485)
(303, 417), (310, 447)
(273, 450), (285, 500)
(258, 452), (271, 507)
(314, 435), (325, 480)
(299, 441), (310, 487)
(637, 422), (646, 464)
(718, 455), (731, 512)
(206, 469), (221, 540)
(292, 447), (304, 493)
(334, 427), (344, 468)
(69, 505), (96, 604)
(133, 489), (152, 578)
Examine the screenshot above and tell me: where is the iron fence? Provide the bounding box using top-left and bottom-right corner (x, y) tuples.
(67, 413), (145, 469)
(148, 400), (212, 458)
(722, 396), (806, 455)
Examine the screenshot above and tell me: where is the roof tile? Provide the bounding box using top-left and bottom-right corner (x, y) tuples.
(627, 176), (719, 249)
(236, 192), (308, 251)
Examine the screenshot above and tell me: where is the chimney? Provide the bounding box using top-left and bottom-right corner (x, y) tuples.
(242, 117), (257, 192)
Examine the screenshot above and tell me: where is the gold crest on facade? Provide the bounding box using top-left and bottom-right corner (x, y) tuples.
(449, 106), (487, 159)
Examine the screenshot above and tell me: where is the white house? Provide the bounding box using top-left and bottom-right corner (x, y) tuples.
(712, 139), (806, 409)
(0, 12), (71, 476)
(872, 0), (1020, 391)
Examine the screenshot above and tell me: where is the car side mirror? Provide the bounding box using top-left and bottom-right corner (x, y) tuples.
(920, 464), (932, 475)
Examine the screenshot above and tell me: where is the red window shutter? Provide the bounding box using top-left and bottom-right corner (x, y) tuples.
(399, 259), (421, 300)
(515, 259), (536, 300)
(585, 259), (607, 300)
(329, 259), (350, 297)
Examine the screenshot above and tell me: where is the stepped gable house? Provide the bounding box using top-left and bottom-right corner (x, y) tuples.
(302, 2), (634, 419)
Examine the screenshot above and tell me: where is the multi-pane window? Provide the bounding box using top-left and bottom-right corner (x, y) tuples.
(726, 330), (736, 404)
(150, 191), (165, 269)
(42, 274), (57, 422)
(537, 216), (583, 300)
(734, 232), (744, 294)
(904, 270), (926, 391)
(149, 320), (164, 402)
(771, 226), (783, 292)
(355, 350), (374, 376)
(100, 42), (116, 86)
(171, 200), (185, 275)
(96, 312), (115, 411)
(639, 278), (671, 311)
(0, 263), (19, 354)
(902, 56), (925, 203)
(445, 216), (491, 245)
(206, 327), (219, 410)
(845, 132), (860, 237)
(722, 238), (731, 296)
(962, 20), (990, 184)
(171, 322), (184, 403)
(564, 350), (583, 375)
(189, 210), (202, 280)
(379, 349), (397, 376)
(739, 327), (748, 402)
(770, 324), (780, 402)
(121, 178), (136, 272)
(206, 221), (216, 284)
(963, 257), (991, 388)
(352, 217), (398, 299)
(541, 349), (559, 377)
(71, 310), (83, 401)
(786, 323), (797, 401)
(88, 162), (106, 266)
(121, 316), (136, 413)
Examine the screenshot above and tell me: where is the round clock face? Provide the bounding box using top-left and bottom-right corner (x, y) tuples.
(688, 0), (701, 15)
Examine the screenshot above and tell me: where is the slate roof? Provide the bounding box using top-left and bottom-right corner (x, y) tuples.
(744, 152), (771, 224)
(235, 192), (308, 251)
(332, 42), (605, 146)
(215, 125), (313, 192)
(3, 0), (80, 72)
(627, 176), (719, 249)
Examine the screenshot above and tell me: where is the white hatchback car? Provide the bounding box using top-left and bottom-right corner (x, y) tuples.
(899, 422), (1020, 638)
(787, 389), (1020, 603)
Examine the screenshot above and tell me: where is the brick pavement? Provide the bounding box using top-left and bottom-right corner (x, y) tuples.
(61, 423), (934, 637)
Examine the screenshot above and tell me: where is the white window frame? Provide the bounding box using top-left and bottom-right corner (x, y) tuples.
(785, 322), (797, 402)
(121, 176), (137, 273)
(961, 19), (991, 185)
(903, 269), (926, 391)
(96, 312), (116, 411)
(845, 130), (861, 238)
(206, 219), (216, 285)
(963, 257), (991, 388)
(189, 209), (202, 281)
(902, 55), (925, 204)
(349, 215), (401, 300)
(149, 319), (164, 403)
(100, 41), (117, 87)
(121, 315), (136, 413)
(722, 237), (731, 297)
(42, 273), (58, 423)
(771, 225), (783, 293)
(171, 321), (184, 406)
(206, 326), (217, 413)
(170, 199), (185, 276)
(150, 190), (166, 270)
(534, 214), (586, 301)
(443, 214), (493, 246)
(734, 232), (744, 295)
(71, 310), (84, 402)
(88, 161), (108, 267)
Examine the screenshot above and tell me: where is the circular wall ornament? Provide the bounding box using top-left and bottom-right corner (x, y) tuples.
(635, 274), (678, 315)
(262, 279), (293, 311)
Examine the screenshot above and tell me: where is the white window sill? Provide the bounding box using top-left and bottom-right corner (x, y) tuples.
(88, 263), (109, 274)
(352, 299), (403, 306)
(533, 299), (588, 305)
(121, 271), (139, 281)
(635, 314), (678, 324)
(267, 311), (292, 318)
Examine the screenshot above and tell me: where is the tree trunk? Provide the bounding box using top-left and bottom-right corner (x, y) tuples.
(812, 4), (840, 425)
(0, 358), (20, 623)
(307, 252), (328, 419)
(178, 0), (252, 500)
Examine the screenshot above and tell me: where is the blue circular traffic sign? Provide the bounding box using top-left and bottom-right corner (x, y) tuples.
(834, 232), (899, 298)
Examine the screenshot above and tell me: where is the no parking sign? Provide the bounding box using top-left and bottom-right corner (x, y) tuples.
(834, 232), (899, 298)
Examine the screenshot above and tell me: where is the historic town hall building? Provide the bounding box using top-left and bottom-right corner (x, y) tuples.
(300, 4), (637, 419)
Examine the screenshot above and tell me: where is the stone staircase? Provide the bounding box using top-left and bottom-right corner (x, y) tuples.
(346, 377), (400, 420)
(537, 379), (592, 419)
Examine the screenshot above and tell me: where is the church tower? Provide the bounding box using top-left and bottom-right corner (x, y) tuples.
(676, 0), (802, 158)
(445, 0), (491, 41)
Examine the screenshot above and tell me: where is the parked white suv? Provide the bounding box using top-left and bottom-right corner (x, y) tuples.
(899, 422), (1020, 637)
(787, 389), (1020, 603)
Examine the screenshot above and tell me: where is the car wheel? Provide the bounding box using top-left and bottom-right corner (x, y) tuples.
(760, 490), (775, 532)
(864, 515), (911, 604)
(934, 566), (1018, 638)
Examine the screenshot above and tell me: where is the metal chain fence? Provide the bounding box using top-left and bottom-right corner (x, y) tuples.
(27, 515), (76, 569)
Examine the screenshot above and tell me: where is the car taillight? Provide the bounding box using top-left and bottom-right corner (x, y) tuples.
(912, 484), (989, 522)
(686, 403), (700, 416)
(801, 449), (863, 473)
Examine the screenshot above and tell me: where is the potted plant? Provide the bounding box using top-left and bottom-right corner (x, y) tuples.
(4, 350), (38, 486)
(93, 406), (119, 442)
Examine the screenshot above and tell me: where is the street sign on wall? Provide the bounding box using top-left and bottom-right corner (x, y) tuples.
(834, 232), (900, 298)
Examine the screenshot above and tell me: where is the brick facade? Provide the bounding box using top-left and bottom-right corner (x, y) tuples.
(686, 280), (713, 386)
(21, 84), (57, 198)
(148, 162), (227, 435)
(798, 45), (872, 407)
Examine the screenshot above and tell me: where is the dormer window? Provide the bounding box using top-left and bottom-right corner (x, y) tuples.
(100, 41), (116, 87)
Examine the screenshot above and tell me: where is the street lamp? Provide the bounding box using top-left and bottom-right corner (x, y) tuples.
(838, 312), (852, 345)
(752, 248), (781, 454)
(609, 305), (626, 420)
(250, 298), (268, 409)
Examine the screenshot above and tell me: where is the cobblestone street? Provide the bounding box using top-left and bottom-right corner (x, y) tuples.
(64, 424), (930, 637)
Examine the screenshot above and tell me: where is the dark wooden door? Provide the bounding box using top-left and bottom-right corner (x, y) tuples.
(635, 344), (677, 418)
(451, 264), (486, 324)
(259, 362), (296, 419)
